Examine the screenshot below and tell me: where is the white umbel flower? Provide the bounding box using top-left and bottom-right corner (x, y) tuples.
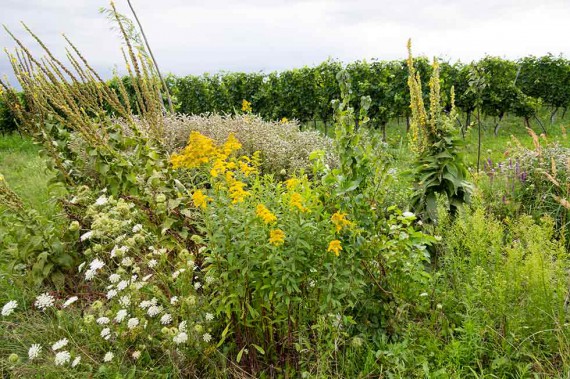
(28, 344), (42, 360)
(119, 295), (131, 307)
(173, 332), (188, 345)
(80, 231), (93, 241)
(103, 351), (114, 362)
(35, 293), (55, 310)
(127, 317), (139, 329)
(147, 305), (162, 317)
(117, 280), (129, 291)
(202, 333), (212, 343)
(131, 350), (141, 360)
(90, 258), (105, 271)
(1, 300), (17, 316)
(101, 328), (111, 340)
(132, 224), (143, 233)
(95, 195), (108, 206)
(115, 309), (128, 323)
(62, 296), (78, 308)
(205, 313), (214, 321)
(107, 289), (118, 300)
(71, 356), (81, 368)
(54, 350), (71, 366)
(160, 313), (172, 325)
(108, 274), (121, 283)
(51, 338), (69, 351)
(170, 296), (178, 305)
(148, 259), (157, 268)
(97, 317), (110, 325)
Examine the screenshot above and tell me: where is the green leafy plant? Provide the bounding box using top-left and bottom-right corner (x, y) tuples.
(407, 41), (472, 222)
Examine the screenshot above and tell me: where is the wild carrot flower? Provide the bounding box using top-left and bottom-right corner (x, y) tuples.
(115, 309), (128, 323)
(127, 318), (139, 329)
(132, 351), (141, 360)
(28, 344), (42, 360)
(173, 332), (188, 344)
(54, 351), (71, 366)
(269, 229), (286, 246)
(256, 204), (277, 224)
(103, 352), (114, 362)
(160, 313), (172, 325)
(62, 296), (78, 308)
(101, 328), (111, 340)
(1, 300), (17, 316)
(35, 293), (55, 310)
(202, 333), (212, 343)
(51, 338), (68, 351)
(97, 317), (110, 325)
(327, 240), (342, 256)
(71, 356), (81, 368)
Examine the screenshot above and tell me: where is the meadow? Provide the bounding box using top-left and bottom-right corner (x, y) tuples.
(1, 9), (570, 379)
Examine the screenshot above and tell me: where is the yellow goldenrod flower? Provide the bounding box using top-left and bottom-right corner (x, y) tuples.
(239, 160), (257, 177)
(241, 99), (252, 113)
(289, 193), (306, 212)
(192, 190), (210, 209)
(327, 240), (342, 256)
(222, 133), (242, 156)
(331, 211), (352, 233)
(269, 229), (285, 246)
(256, 204), (277, 224)
(285, 178), (300, 190)
(228, 179), (249, 204)
(170, 132), (217, 169)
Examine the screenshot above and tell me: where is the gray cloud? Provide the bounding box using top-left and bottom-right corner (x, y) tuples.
(1, 0), (569, 87)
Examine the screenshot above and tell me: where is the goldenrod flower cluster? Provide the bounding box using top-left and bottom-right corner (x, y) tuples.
(327, 240), (342, 256)
(170, 132), (217, 169)
(192, 190), (211, 209)
(289, 193), (306, 212)
(269, 229), (285, 246)
(241, 99), (252, 113)
(331, 212), (352, 233)
(256, 204), (277, 224)
(225, 172), (249, 204)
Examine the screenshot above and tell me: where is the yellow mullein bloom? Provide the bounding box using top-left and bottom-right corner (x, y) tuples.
(289, 193), (306, 212)
(331, 212), (352, 233)
(269, 229), (285, 246)
(256, 204), (277, 224)
(192, 190), (211, 209)
(241, 99), (252, 113)
(327, 240), (342, 256)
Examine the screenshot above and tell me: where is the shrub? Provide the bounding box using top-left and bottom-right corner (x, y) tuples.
(158, 113), (338, 176)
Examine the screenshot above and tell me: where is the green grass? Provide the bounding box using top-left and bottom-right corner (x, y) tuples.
(0, 134), (62, 215)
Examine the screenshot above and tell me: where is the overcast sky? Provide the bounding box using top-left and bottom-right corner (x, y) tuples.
(1, 0), (570, 84)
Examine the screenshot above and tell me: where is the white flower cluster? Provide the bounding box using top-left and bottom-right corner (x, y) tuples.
(1, 300), (17, 316)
